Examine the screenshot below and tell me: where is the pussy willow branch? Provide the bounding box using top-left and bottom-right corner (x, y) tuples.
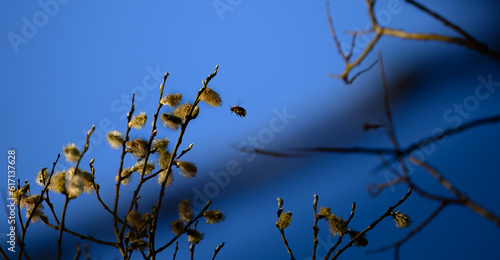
(368, 156), (500, 258)
(312, 195), (319, 260)
(323, 202), (356, 260)
(57, 125), (95, 260)
(327, 0), (500, 84)
(113, 93), (135, 257)
(330, 188), (412, 260)
(1, 187), (28, 260)
(15, 182), (24, 260)
(121, 72), (169, 258)
(44, 187), (60, 226)
(18, 154), (60, 260)
(149, 65), (219, 260)
(149, 201), (212, 258)
(279, 228), (295, 260)
(189, 221), (198, 260)
(368, 201), (448, 257)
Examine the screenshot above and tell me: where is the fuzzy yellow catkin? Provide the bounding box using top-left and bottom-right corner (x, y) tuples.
(49, 171), (67, 194)
(318, 206), (331, 219)
(276, 212), (292, 230)
(67, 174), (84, 199)
(152, 137), (169, 151)
(68, 167), (94, 194)
(133, 160), (155, 175)
(126, 211), (142, 228)
(36, 168), (49, 186)
(26, 207), (48, 223)
(106, 130), (124, 149)
(157, 170), (174, 186)
(20, 195), (43, 209)
(328, 214), (347, 237)
(173, 103), (199, 121)
(199, 87), (222, 107)
(348, 230), (368, 247)
(129, 112), (147, 129)
(160, 113), (183, 130)
(177, 161), (197, 178)
(170, 219), (185, 236)
(160, 93), (182, 107)
(391, 211), (412, 228)
(125, 138), (149, 159)
(157, 149), (171, 169)
(186, 229), (204, 244)
(129, 239), (147, 252)
(63, 143), (81, 163)
(178, 199), (194, 222)
(203, 210), (226, 224)
(116, 168), (132, 185)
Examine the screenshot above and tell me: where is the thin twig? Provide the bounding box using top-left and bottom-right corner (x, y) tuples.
(43, 222), (119, 247)
(326, 1), (348, 63)
(279, 228), (296, 260)
(149, 65), (219, 260)
(298, 114), (500, 172)
(405, 0), (500, 60)
(124, 72), (169, 256)
(149, 201), (212, 258)
(323, 202), (356, 260)
(172, 242), (178, 260)
(312, 195), (319, 260)
(57, 126), (95, 260)
(112, 93), (135, 257)
(19, 154), (60, 259)
(327, 0), (500, 84)
(331, 188), (412, 260)
(211, 242), (225, 260)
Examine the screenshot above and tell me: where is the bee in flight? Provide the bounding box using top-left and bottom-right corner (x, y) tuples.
(230, 105), (246, 118)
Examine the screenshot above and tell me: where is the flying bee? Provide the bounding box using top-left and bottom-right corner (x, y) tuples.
(230, 105), (246, 118)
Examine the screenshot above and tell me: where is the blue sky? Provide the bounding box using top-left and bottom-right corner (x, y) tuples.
(2, 0), (500, 259)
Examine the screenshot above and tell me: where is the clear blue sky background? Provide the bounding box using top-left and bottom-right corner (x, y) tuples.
(2, 0), (500, 259)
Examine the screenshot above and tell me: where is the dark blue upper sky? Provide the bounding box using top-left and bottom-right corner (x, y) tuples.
(2, 0), (500, 259)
